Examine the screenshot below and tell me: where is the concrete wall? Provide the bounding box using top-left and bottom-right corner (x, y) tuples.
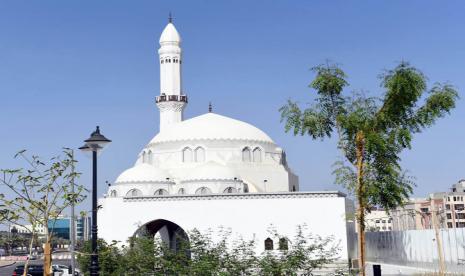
(98, 191), (352, 262)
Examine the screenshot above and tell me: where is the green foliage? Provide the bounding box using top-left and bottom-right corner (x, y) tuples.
(280, 61), (458, 212)
(77, 239), (123, 276)
(76, 227), (340, 275)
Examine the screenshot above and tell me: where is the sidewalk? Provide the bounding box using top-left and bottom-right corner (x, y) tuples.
(0, 260), (16, 268)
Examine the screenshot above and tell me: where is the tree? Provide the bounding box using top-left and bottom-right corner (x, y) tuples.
(77, 239), (123, 276)
(280, 61), (458, 275)
(0, 149), (87, 276)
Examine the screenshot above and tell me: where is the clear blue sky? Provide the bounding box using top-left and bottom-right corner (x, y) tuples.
(1, 0), (464, 212)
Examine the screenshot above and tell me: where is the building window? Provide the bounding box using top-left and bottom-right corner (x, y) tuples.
(178, 188), (186, 195)
(447, 222), (453, 228)
(375, 220), (380, 224)
(195, 187), (212, 195)
(278, 238), (288, 250)
(455, 204), (464, 211)
(243, 184), (249, 193)
(446, 204), (451, 210)
(110, 190), (117, 197)
(154, 189), (169, 196)
(142, 151), (146, 163)
(242, 147), (251, 162)
(147, 150), (153, 164)
(223, 187), (237, 193)
(195, 147), (205, 162)
(447, 213), (452, 219)
(183, 147), (193, 162)
(126, 189), (142, 197)
(252, 147), (262, 162)
(292, 185), (296, 192)
(264, 238), (274, 250)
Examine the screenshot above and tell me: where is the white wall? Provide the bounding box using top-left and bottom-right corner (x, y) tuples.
(98, 191), (351, 261)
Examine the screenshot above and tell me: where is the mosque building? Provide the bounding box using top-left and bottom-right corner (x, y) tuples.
(98, 19), (354, 263)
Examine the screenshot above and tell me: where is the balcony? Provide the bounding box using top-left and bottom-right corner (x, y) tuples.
(155, 94), (188, 103)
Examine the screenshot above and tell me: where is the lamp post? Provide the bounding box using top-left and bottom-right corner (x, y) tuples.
(79, 126), (111, 276)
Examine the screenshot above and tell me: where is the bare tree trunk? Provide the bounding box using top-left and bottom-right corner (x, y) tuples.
(355, 131), (366, 276)
(23, 236), (34, 276)
(43, 225), (52, 276)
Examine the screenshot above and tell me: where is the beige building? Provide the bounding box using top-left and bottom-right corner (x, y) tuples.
(355, 208), (392, 232)
(391, 180), (465, 230)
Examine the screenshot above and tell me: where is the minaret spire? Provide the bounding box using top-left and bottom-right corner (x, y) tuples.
(168, 12), (173, 23)
(156, 20), (186, 132)
(208, 102), (212, 113)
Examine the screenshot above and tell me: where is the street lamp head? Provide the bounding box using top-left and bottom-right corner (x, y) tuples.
(82, 126), (111, 152)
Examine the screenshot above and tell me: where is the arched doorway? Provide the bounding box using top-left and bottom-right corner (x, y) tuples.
(134, 219), (189, 252)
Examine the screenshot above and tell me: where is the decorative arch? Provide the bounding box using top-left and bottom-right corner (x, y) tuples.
(253, 147), (262, 162)
(154, 189), (169, 196)
(195, 187), (212, 195)
(242, 147), (251, 162)
(178, 188), (186, 195)
(223, 187), (237, 193)
(194, 147), (205, 162)
(182, 147), (193, 163)
(134, 219), (189, 253)
(126, 189), (142, 197)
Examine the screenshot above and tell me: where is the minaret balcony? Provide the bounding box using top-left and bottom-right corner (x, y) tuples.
(156, 94), (188, 103)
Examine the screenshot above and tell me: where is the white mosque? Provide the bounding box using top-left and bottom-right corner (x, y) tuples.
(98, 19), (354, 262)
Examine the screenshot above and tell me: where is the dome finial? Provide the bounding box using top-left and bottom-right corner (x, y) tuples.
(208, 102), (212, 113)
(168, 12), (173, 23)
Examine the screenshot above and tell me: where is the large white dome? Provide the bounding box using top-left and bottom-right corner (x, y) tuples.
(182, 161), (238, 182)
(149, 113), (274, 144)
(116, 164), (171, 183)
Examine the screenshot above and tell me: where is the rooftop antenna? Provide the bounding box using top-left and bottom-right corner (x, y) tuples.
(168, 12), (173, 23)
(208, 102), (212, 113)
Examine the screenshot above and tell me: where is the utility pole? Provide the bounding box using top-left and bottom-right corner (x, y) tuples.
(431, 199), (445, 275)
(70, 150), (76, 276)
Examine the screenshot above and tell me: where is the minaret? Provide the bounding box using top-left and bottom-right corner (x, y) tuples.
(156, 17), (187, 132)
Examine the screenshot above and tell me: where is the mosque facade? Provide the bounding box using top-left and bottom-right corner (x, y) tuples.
(98, 20), (354, 262)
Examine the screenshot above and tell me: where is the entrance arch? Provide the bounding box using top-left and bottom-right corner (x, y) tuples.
(134, 219), (189, 252)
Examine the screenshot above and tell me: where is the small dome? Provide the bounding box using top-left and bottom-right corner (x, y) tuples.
(116, 164), (171, 183)
(159, 23), (181, 44)
(150, 113), (274, 144)
(182, 161), (238, 182)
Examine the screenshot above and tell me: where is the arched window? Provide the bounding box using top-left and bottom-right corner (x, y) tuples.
(264, 238), (274, 250)
(110, 190), (117, 197)
(195, 187), (212, 195)
(154, 189), (169, 196)
(292, 185), (296, 192)
(147, 150), (153, 164)
(253, 147), (262, 162)
(142, 151), (146, 163)
(223, 187), (237, 193)
(279, 238), (289, 250)
(165, 58), (168, 63)
(178, 188), (186, 195)
(182, 147), (193, 163)
(126, 189), (142, 197)
(195, 147), (205, 162)
(242, 147), (251, 162)
(243, 184), (249, 193)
